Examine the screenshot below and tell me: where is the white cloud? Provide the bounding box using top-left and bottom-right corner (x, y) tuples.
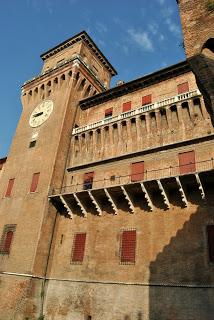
(148, 23), (158, 35)
(166, 18), (181, 37)
(157, 0), (165, 4)
(159, 34), (165, 41)
(96, 22), (108, 34)
(161, 7), (174, 18)
(127, 29), (154, 52)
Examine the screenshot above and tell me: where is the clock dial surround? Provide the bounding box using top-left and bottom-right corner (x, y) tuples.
(29, 100), (53, 128)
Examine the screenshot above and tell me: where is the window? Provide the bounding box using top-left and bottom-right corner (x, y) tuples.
(71, 233), (86, 263)
(142, 94), (152, 106)
(131, 162), (144, 182)
(83, 172), (94, 190)
(30, 172), (40, 192)
(178, 151), (196, 174)
(207, 226), (214, 262)
(177, 82), (189, 94)
(5, 178), (15, 197)
(105, 108), (113, 118)
(0, 224), (16, 254)
(122, 101), (132, 112)
(29, 140), (36, 148)
(120, 230), (136, 264)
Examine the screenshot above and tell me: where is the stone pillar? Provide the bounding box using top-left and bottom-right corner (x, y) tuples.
(165, 107), (172, 129)
(136, 116), (142, 149)
(155, 110), (161, 132)
(145, 113), (150, 133)
(176, 103), (184, 124)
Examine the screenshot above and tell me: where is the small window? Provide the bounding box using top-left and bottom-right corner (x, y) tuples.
(131, 162), (144, 182)
(83, 172), (94, 190)
(177, 82), (189, 94)
(5, 178), (15, 197)
(30, 172), (40, 193)
(71, 233), (86, 263)
(120, 230), (136, 264)
(142, 94), (152, 106)
(0, 224), (16, 254)
(29, 140), (36, 148)
(105, 108), (113, 118)
(207, 225), (214, 262)
(178, 151), (196, 174)
(122, 101), (132, 112)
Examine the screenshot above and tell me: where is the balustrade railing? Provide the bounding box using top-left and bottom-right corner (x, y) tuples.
(73, 89), (201, 135)
(50, 158), (214, 196)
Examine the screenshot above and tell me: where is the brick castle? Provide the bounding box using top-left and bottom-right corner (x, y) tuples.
(0, 0), (213, 319)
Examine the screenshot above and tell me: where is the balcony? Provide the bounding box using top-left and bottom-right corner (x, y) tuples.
(73, 90), (201, 135)
(49, 158), (214, 218)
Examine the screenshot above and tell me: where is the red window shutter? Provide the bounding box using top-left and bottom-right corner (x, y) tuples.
(131, 162), (144, 182)
(122, 101), (132, 112)
(178, 151), (196, 174)
(105, 108), (113, 117)
(72, 233), (86, 262)
(207, 226), (214, 262)
(30, 172), (40, 192)
(142, 94), (152, 106)
(121, 230), (136, 263)
(4, 231), (14, 253)
(5, 178), (15, 197)
(177, 82), (189, 94)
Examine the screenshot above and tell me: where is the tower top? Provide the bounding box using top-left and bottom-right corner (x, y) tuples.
(40, 31), (117, 77)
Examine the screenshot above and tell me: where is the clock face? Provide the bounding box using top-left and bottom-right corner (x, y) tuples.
(29, 100), (53, 128)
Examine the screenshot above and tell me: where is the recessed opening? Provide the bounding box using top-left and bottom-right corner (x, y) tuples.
(29, 140), (36, 148)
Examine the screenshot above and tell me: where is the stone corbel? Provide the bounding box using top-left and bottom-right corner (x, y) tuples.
(121, 186), (134, 213)
(73, 193), (87, 217)
(60, 195), (73, 218)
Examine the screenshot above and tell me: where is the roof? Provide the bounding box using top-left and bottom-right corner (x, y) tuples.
(40, 31), (117, 77)
(79, 60), (191, 109)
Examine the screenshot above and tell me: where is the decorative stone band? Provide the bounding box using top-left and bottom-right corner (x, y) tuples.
(73, 89), (201, 135)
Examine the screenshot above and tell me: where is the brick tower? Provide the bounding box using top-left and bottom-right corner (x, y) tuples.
(177, 0), (214, 122)
(0, 31), (116, 319)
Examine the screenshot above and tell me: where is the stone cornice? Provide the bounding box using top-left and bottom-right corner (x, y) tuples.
(21, 56), (106, 91)
(79, 60), (191, 109)
(40, 31), (117, 76)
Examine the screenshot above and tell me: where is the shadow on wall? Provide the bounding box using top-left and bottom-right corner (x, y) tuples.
(149, 188), (214, 320)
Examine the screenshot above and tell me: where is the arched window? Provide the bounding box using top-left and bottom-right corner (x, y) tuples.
(4, 231), (14, 253)
(0, 225), (16, 254)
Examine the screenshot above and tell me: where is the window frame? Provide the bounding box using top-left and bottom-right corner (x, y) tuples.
(0, 224), (16, 255)
(120, 229), (137, 265)
(71, 232), (87, 264)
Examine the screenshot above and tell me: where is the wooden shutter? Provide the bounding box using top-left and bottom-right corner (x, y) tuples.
(207, 226), (214, 262)
(122, 101), (132, 112)
(30, 172), (40, 192)
(71, 233), (86, 262)
(105, 108), (113, 117)
(131, 162), (144, 182)
(177, 82), (189, 94)
(4, 231), (14, 253)
(178, 151), (196, 174)
(5, 178), (15, 197)
(121, 230), (136, 263)
(142, 94), (152, 106)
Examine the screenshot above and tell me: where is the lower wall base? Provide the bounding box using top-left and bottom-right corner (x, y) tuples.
(43, 280), (214, 320)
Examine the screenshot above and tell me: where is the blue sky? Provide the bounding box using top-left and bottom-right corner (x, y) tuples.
(0, 0), (185, 158)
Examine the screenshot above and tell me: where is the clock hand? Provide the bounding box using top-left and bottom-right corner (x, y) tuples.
(33, 112), (44, 117)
